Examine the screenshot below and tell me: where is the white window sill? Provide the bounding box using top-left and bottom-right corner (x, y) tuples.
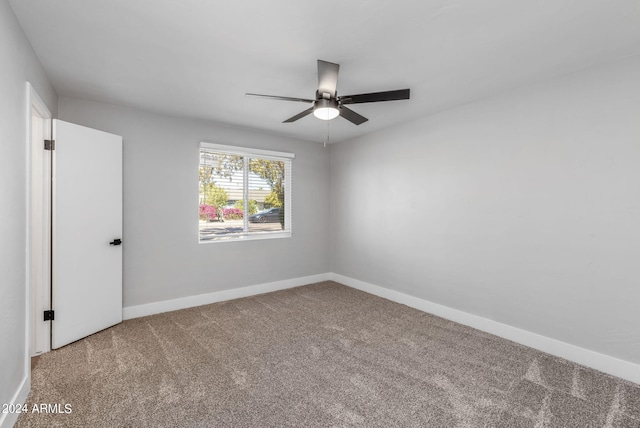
(199, 231), (292, 244)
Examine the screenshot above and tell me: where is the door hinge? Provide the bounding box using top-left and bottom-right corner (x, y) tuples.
(44, 139), (55, 150)
(43, 310), (55, 321)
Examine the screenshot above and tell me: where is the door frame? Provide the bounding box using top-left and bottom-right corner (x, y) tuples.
(26, 82), (52, 356)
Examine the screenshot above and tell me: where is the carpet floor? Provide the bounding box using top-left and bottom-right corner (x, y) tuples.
(16, 281), (640, 427)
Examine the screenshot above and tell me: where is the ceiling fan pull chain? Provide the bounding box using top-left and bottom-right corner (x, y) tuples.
(324, 121), (330, 147)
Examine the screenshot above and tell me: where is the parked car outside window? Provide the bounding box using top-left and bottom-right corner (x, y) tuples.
(249, 208), (281, 223)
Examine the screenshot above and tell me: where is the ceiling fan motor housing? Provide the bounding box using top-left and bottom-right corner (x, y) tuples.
(315, 97), (338, 110)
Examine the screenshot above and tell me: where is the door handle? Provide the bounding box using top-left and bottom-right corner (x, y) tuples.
(109, 238), (122, 246)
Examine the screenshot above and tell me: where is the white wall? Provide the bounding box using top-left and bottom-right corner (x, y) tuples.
(0, 0), (57, 424)
(58, 97), (330, 309)
(330, 55), (640, 366)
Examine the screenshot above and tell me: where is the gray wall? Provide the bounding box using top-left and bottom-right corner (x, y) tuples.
(58, 97), (331, 308)
(330, 55), (640, 365)
(0, 0), (57, 416)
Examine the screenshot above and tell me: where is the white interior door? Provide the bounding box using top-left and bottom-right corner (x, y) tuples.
(52, 119), (123, 349)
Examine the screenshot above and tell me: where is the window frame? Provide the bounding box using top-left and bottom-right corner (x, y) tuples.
(198, 142), (294, 243)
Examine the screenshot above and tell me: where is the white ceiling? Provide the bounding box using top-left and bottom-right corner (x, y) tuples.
(10, 0), (640, 143)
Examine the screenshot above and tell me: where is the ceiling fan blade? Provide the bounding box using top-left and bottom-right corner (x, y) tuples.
(339, 88), (410, 105)
(317, 60), (340, 98)
(339, 106), (368, 125)
(283, 107), (314, 123)
(246, 93), (314, 103)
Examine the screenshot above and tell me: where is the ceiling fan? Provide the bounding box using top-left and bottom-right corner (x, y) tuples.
(246, 60), (410, 125)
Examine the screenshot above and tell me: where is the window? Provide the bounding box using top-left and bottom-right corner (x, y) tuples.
(199, 143), (293, 242)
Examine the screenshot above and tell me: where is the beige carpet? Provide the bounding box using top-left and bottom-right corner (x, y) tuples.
(17, 281), (640, 427)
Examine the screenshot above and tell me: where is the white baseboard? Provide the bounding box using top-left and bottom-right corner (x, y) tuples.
(122, 271), (639, 385)
(331, 273), (640, 385)
(122, 273), (332, 320)
(0, 374), (30, 428)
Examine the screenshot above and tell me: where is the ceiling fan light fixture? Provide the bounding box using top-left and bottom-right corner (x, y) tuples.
(313, 98), (339, 120)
